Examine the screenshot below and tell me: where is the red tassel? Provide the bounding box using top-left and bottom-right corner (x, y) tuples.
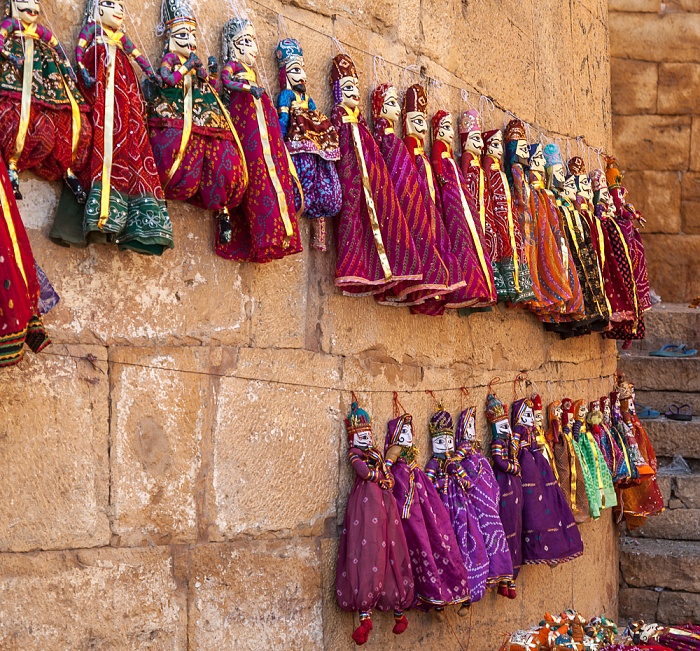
(352, 619), (373, 645)
(392, 614), (409, 635)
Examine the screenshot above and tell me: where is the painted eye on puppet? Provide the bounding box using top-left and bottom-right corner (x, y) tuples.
(411, 116), (427, 132)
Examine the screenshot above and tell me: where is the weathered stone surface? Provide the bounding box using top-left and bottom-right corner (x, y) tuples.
(620, 537), (700, 591)
(187, 539), (323, 650)
(0, 345), (109, 552)
(612, 115), (691, 172)
(675, 473), (700, 508)
(637, 302), (700, 349)
(611, 12), (700, 62)
(642, 233), (700, 302)
(622, 171), (681, 233)
(611, 59), (658, 115)
(657, 475), (673, 506)
(209, 349), (341, 539)
(690, 116), (700, 171)
(657, 590), (700, 625)
(665, 0), (700, 12)
(0, 547), (186, 650)
(630, 508), (700, 539)
(109, 347), (212, 546)
(637, 393), (700, 427)
(658, 63), (700, 114)
(619, 587), (660, 622)
(619, 353), (700, 391)
(610, 0), (662, 10)
(681, 201), (700, 233)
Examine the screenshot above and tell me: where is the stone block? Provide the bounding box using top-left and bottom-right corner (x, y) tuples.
(209, 348), (341, 539)
(0, 547), (186, 650)
(690, 116), (700, 171)
(658, 63), (700, 114)
(611, 12), (700, 62)
(639, 302), (700, 349)
(612, 115), (691, 172)
(619, 353), (700, 391)
(630, 508), (700, 539)
(109, 346), (214, 546)
(187, 539), (323, 650)
(637, 393), (700, 429)
(665, 0), (700, 11)
(657, 590), (700, 625)
(622, 171), (681, 233)
(611, 59), (658, 115)
(642, 233), (700, 302)
(681, 201), (700, 233)
(675, 473), (700, 508)
(657, 475), (673, 506)
(609, 0), (662, 10)
(681, 172), (700, 201)
(0, 345), (110, 552)
(620, 537), (700, 591)
(619, 587), (660, 622)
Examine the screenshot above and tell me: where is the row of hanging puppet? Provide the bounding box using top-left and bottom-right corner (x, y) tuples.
(336, 373), (663, 646)
(0, 0), (647, 339)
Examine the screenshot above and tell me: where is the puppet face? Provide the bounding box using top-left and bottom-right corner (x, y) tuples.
(485, 131), (503, 159)
(514, 139), (529, 165)
(353, 428), (373, 449)
(97, 0), (124, 30)
(554, 404), (563, 420)
(405, 111), (428, 140)
(231, 23), (258, 66)
(519, 405), (535, 427)
(529, 145), (546, 172)
(548, 163), (566, 189)
(591, 400), (601, 412)
(534, 409), (544, 429)
(603, 403), (611, 420)
(578, 175), (593, 201)
(432, 433), (455, 455)
(464, 131), (484, 156)
(396, 421), (413, 446)
(436, 114), (454, 144)
(465, 414), (477, 440)
(285, 59), (307, 92)
(169, 21), (197, 58)
(494, 417), (512, 439)
(563, 176), (578, 200)
(576, 403), (589, 420)
(339, 75), (360, 108)
(12, 0), (40, 25)
(380, 87), (401, 124)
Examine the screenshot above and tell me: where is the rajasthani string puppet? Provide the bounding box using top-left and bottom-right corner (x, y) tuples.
(424, 406), (486, 609)
(569, 399), (602, 519)
(531, 394), (555, 472)
(371, 84), (449, 306)
(482, 128), (534, 304)
(335, 400), (413, 645)
(609, 390), (642, 486)
(454, 401), (514, 596)
(0, 0), (91, 201)
(431, 109), (495, 308)
(604, 157), (650, 343)
(460, 108), (504, 295)
(219, 16), (302, 262)
(383, 402), (471, 612)
(512, 396), (584, 566)
(616, 377), (664, 528)
(0, 157), (49, 366)
(403, 84), (464, 316)
(552, 399), (590, 524)
(525, 142), (573, 320)
(145, 0), (248, 245)
(73, 0), (173, 255)
(329, 54), (421, 295)
(591, 168), (643, 341)
(543, 144), (586, 332)
(486, 388), (522, 598)
(567, 156), (610, 330)
(587, 399), (616, 479)
(275, 38), (341, 252)
(602, 393), (634, 485)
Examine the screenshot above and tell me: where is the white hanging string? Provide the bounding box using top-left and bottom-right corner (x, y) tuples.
(401, 63), (420, 88)
(479, 95), (495, 129)
(123, 3), (157, 72)
(372, 54), (390, 88)
(503, 109), (517, 129)
(277, 12), (289, 40)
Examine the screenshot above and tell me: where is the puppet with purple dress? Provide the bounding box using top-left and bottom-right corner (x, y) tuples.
(512, 395), (584, 566)
(335, 401), (413, 646)
(218, 16), (302, 262)
(453, 403), (514, 596)
(275, 37), (341, 252)
(425, 407), (487, 608)
(384, 406), (471, 611)
(329, 54), (421, 296)
(486, 389), (522, 598)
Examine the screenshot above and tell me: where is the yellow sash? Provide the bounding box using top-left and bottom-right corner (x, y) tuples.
(9, 26), (36, 171)
(164, 69), (193, 189)
(0, 177), (26, 287)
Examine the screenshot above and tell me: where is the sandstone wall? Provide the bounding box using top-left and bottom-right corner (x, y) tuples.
(610, 0), (700, 302)
(0, 0), (618, 649)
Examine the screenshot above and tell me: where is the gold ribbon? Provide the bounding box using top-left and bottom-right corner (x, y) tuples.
(342, 105), (392, 280)
(448, 156), (493, 295)
(0, 176), (26, 287)
(501, 170), (520, 292)
(246, 65), (293, 247)
(98, 35), (120, 229)
(564, 434), (578, 512)
(208, 81), (248, 191)
(594, 215), (613, 315)
(421, 152), (438, 206)
(9, 28), (35, 172)
(164, 70), (193, 189)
